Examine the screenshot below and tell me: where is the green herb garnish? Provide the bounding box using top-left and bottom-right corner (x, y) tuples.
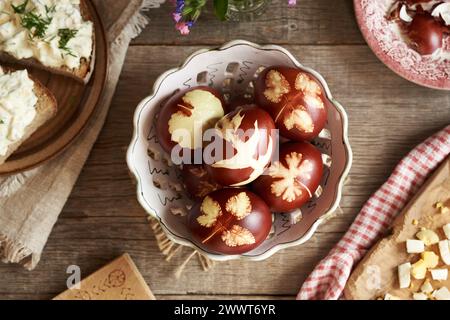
(58, 28), (78, 57)
(11, 2), (78, 58)
(45, 5), (56, 14)
(12, 1), (54, 40)
(11, 0), (29, 14)
(21, 10), (52, 39)
(0, 119), (4, 124)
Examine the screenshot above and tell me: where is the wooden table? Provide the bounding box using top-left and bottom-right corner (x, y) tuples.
(1, 0), (449, 300)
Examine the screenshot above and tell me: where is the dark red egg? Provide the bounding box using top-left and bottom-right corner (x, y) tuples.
(252, 142), (323, 213)
(407, 10), (444, 55)
(254, 66), (328, 141)
(156, 86), (225, 164)
(181, 164), (222, 200)
(188, 188), (272, 255)
(205, 105), (276, 187)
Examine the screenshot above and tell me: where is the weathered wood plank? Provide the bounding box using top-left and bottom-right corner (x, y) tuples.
(18, 216), (348, 240)
(0, 233), (342, 296)
(133, 0), (364, 46)
(0, 292), (294, 300)
(2, 40), (449, 299)
(156, 294), (295, 300)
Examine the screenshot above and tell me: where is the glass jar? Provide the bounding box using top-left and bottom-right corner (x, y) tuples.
(227, 0), (271, 21)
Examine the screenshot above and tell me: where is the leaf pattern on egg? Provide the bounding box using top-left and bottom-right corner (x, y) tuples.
(295, 73), (322, 96)
(212, 110), (274, 186)
(269, 152), (313, 202)
(197, 196), (222, 228)
(295, 73), (325, 110)
(263, 70), (291, 103)
(196, 180), (220, 198)
(283, 106), (315, 133)
(168, 89), (224, 149)
(304, 94), (324, 110)
(221, 225), (256, 247)
(225, 192), (252, 220)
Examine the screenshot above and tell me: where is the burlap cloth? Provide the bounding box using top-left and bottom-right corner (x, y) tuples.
(0, 0), (165, 270)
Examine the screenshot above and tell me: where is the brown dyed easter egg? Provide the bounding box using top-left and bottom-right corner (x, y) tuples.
(156, 86), (225, 164)
(181, 164), (222, 200)
(254, 66), (328, 141)
(188, 188), (272, 255)
(407, 10), (445, 55)
(252, 142), (323, 213)
(204, 105), (276, 187)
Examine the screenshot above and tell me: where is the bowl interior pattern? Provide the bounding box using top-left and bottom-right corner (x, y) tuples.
(127, 41), (352, 261)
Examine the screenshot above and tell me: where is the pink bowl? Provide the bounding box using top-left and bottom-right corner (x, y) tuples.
(354, 0), (450, 90)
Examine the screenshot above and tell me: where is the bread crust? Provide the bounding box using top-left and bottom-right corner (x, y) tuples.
(0, 0), (96, 84)
(0, 68), (57, 165)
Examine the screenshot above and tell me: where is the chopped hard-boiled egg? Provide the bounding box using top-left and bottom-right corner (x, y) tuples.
(413, 292), (428, 300)
(438, 240), (450, 265)
(435, 202), (449, 214)
(422, 251), (439, 268)
(432, 287), (450, 300)
(411, 252), (439, 280)
(411, 259), (428, 280)
(431, 269), (448, 281)
(399, 4), (413, 23)
(395, 219), (450, 297)
(421, 279), (434, 294)
(398, 263), (412, 289)
(416, 229), (440, 246)
(443, 224), (450, 240)
(384, 293), (401, 300)
(406, 239), (425, 253)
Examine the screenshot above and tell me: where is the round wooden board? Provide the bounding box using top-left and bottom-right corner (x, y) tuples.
(0, 0), (108, 176)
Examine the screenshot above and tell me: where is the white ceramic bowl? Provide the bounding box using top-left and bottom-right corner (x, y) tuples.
(127, 40), (352, 261)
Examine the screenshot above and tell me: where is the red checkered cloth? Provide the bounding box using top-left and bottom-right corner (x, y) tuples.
(298, 125), (450, 300)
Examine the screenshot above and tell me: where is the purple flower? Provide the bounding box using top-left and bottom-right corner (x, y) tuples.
(172, 12), (182, 23)
(288, 0), (297, 6)
(171, 0), (201, 35)
(176, 0), (185, 12)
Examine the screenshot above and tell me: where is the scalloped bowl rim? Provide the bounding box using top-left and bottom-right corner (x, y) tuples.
(126, 40), (353, 261)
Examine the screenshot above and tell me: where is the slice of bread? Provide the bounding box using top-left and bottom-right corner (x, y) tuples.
(344, 158), (450, 300)
(0, 0), (96, 84)
(0, 68), (57, 165)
